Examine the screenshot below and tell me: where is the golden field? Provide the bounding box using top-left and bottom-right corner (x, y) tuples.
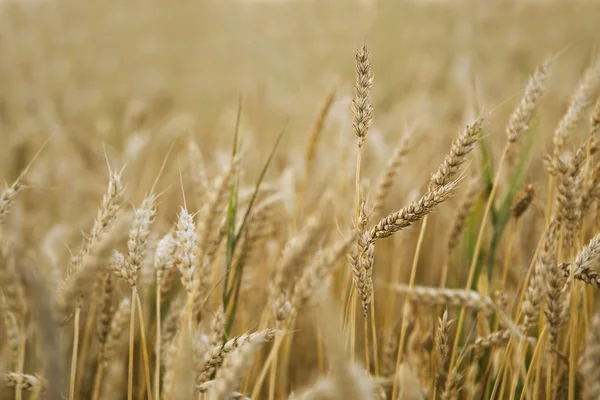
(1, 0), (600, 399)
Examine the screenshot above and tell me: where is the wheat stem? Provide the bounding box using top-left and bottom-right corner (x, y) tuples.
(370, 299), (379, 376)
(91, 364), (104, 400)
(450, 147), (509, 370)
(391, 215), (429, 399)
(128, 287), (137, 400)
(135, 291), (153, 400)
(69, 305), (81, 400)
(155, 282), (161, 400)
(75, 297), (98, 394)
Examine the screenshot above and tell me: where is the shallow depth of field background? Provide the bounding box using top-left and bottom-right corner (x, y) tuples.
(2, 0), (599, 283)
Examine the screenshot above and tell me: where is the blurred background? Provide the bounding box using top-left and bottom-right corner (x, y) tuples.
(1, 0), (600, 280)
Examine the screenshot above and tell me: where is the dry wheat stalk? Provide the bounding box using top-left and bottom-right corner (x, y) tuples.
(553, 56), (600, 157)
(191, 159), (240, 317)
(555, 155), (584, 248)
(208, 342), (258, 400)
(196, 158), (239, 266)
(0, 169), (27, 226)
(369, 182), (456, 243)
(581, 160), (600, 214)
(197, 329), (278, 387)
(546, 263), (568, 349)
(161, 295), (185, 360)
(187, 139), (209, 197)
(161, 343), (176, 399)
(472, 329), (512, 353)
(58, 217), (128, 316)
(446, 178), (481, 254)
(429, 119), (482, 191)
(522, 221), (557, 331)
(435, 309), (453, 392)
(109, 250), (126, 283)
(102, 298), (131, 364)
(350, 201), (374, 316)
(592, 96), (600, 135)
(2, 373), (44, 392)
(291, 233), (355, 311)
(305, 88), (336, 177)
(0, 293), (19, 370)
(273, 215), (324, 292)
(581, 314), (600, 399)
(372, 132), (412, 217)
(273, 290), (292, 323)
(406, 311), (432, 387)
(233, 197), (278, 277)
(96, 272), (115, 349)
(209, 306), (226, 349)
(352, 44), (373, 147)
(155, 231), (176, 284)
(126, 194), (156, 283)
(441, 366), (463, 400)
(560, 263), (600, 288)
(290, 365), (378, 400)
(381, 323), (401, 378)
(388, 284), (495, 311)
(160, 265), (179, 304)
(464, 362), (481, 400)
(175, 208), (197, 293)
(109, 194), (156, 287)
(512, 184), (535, 219)
(0, 252), (27, 318)
(71, 167), (125, 272)
(570, 232), (600, 277)
(506, 59), (551, 143)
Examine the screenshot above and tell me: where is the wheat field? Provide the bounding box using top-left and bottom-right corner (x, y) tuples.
(1, 0), (600, 399)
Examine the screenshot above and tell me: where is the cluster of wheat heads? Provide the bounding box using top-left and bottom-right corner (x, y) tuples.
(2, 44), (600, 400)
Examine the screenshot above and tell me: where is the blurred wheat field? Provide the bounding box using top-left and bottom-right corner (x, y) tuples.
(1, 0), (600, 399)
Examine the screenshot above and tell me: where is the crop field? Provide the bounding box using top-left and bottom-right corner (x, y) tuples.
(1, 0), (600, 399)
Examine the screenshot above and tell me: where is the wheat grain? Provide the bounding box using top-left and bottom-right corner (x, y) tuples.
(209, 305), (226, 348)
(305, 88), (336, 177)
(522, 221), (557, 331)
(570, 232), (600, 277)
(0, 169), (26, 226)
(512, 183), (535, 219)
(96, 272), (115, 348)
(446, 178), (481, 254)
(0, 293), (19, 370)
(155, 231), (176, 283)
(546, 265), (567, 349)
(71, 167), (125, 272)
(369, 182), (456, 242)
(209, 342), (258, 400)
(435, 309), (453, 391)
(553, 56), (600, 157)
(372, 132), (412, 217)
(388, 284), (495, 310)
(102, 298), (131, 364)
(291, 233), (355, 311)
(591, 96), (600, 135)
(429, 119), (482, 191)
(175, 208), (197, 293)
(2, 373), (44, 392)
(352, 44), (373, 147)
(581, 314), (600, 399)
(560, 262), (600, 289)
(506, 59), (551, 143)
(197, 329), (278, 387)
